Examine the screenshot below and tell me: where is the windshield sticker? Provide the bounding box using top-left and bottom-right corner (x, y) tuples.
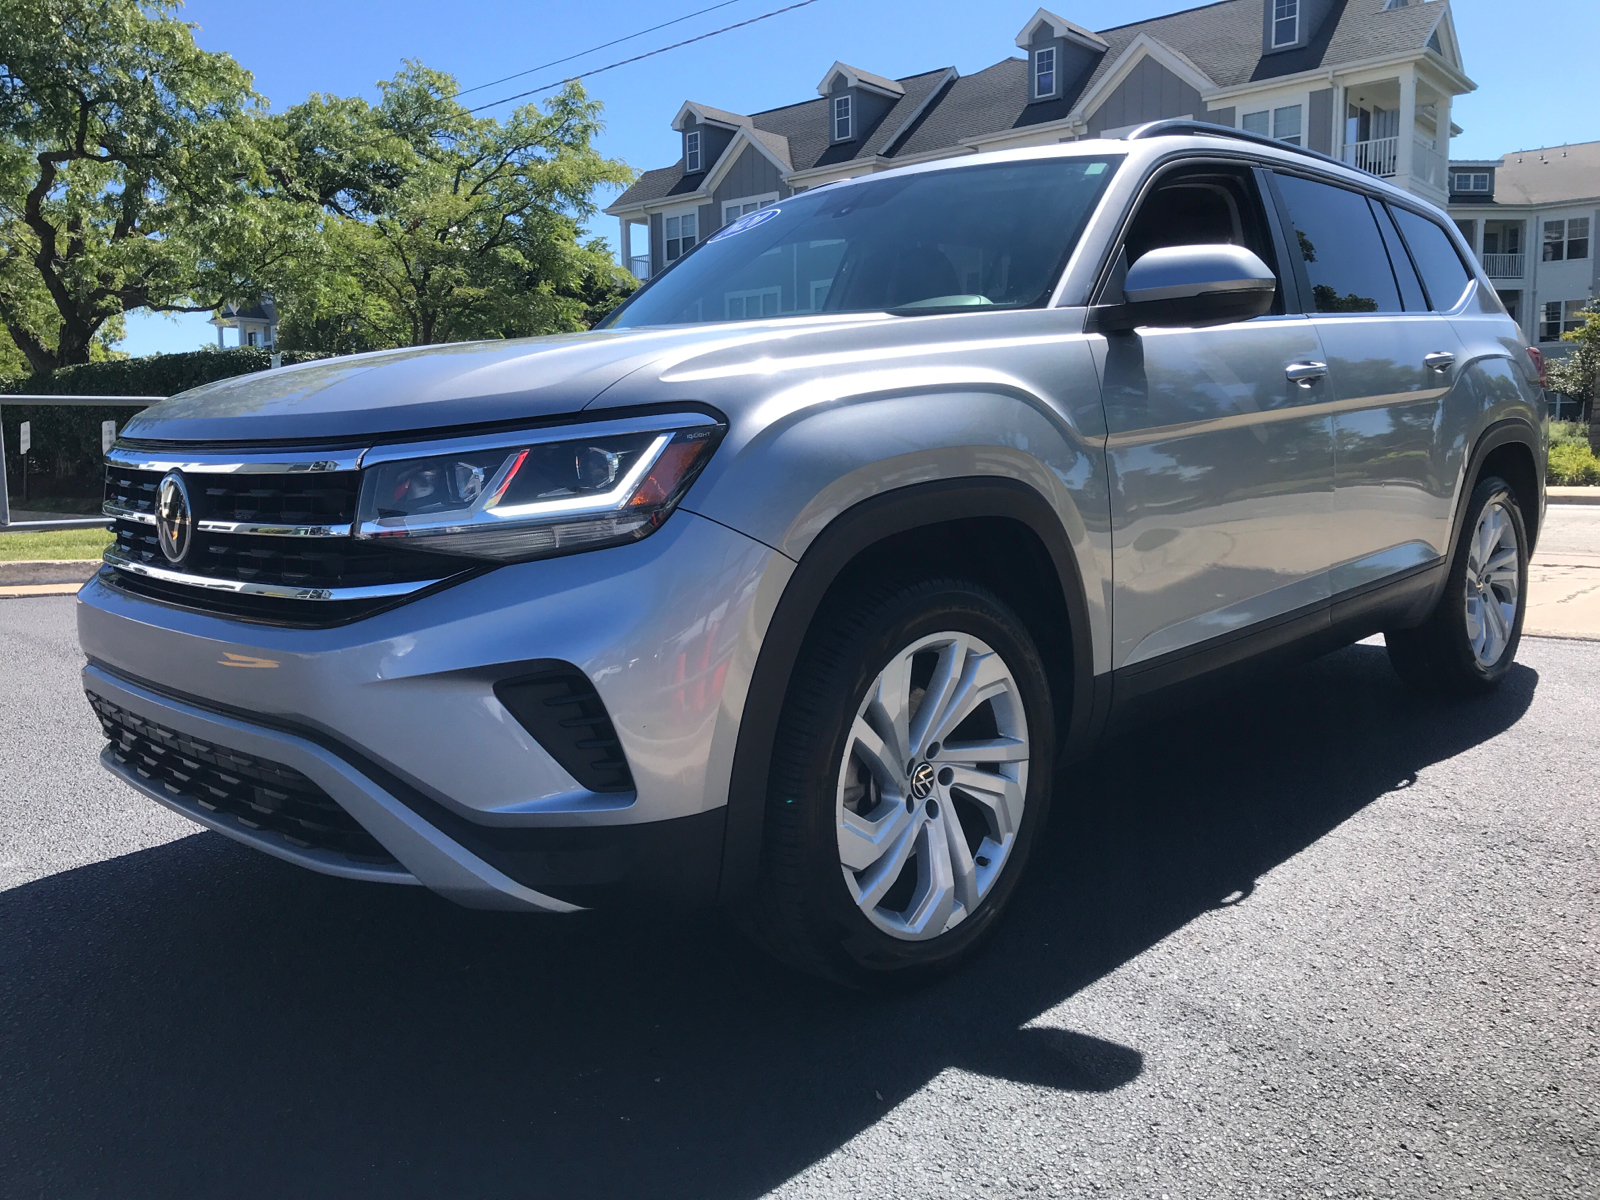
(708, 206), (781, 243)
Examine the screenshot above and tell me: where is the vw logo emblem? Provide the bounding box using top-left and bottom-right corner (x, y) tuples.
(155, 470), (193, 564)
(909, 761), (936, 800)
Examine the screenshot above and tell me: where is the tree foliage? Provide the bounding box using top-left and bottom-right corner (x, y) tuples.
(0, 0), (307, 371)
(273, 66), (636, 351)
(1544, 297), (1600, 452)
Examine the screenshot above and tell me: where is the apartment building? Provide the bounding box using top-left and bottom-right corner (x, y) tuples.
(607, 0), (1473, 280)
(1448, 142), (1599, 355)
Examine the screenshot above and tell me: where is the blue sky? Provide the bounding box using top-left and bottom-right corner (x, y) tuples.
(123, 0), (1600, 355)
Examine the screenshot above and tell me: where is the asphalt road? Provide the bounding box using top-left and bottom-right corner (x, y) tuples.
(1, 597), (1596, 1199)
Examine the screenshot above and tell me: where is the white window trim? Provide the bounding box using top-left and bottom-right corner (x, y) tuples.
(721, 193), (780, 227)
(1240, 100), (1303, 146)
(661, 205), (700, 264)
(1034, 46), (1057, 99)
(1271, 0), (1300, 48)
(685, 130), (701, 173)
(833, 94), (852, 141)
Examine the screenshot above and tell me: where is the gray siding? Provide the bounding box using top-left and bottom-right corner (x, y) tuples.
(1593, 209), (1600, 300)
(1208, 105), (1236, 129)
(710, 143), (788, 224)
(681, 116), (735, 176)
(1027, 26), (1100, 104)
(648, 211), (664, 277)
(697, 203), (716, 242)
(1308, 88), (1334, 155)
(1085, 56), (1203, 137)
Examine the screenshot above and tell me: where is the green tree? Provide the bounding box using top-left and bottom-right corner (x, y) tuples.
(0, 0), (306, 371)
(274, 65), (636, 351)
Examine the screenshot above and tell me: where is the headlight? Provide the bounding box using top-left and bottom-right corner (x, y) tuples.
(355, 412), (724, 560)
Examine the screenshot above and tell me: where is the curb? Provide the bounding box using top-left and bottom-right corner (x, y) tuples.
(0, 560), (101, 586)
(1549, 488), (1600, 506)
(0, 583), (82, 599)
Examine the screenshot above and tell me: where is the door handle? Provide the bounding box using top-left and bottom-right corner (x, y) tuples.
(1285, 361), (1328, 388)
(1424, 351), (1457, 373)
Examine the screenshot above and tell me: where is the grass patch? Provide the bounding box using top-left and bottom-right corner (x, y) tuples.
(0, 525), (113, 561)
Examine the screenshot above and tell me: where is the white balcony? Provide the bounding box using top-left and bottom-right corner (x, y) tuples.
(629, 254), (650, 280)
(1411, 138), (1446, 191)
(1481, 253), (1525, 279)
(1344, 136), (1398, 177)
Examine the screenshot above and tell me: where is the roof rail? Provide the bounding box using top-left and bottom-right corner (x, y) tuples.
(1124, 118), (1359, 175)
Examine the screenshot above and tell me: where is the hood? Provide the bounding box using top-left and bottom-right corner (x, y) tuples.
(118, 328), (735, 444)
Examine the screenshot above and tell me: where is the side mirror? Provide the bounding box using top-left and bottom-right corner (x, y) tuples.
(1088, 244), (1277, 333)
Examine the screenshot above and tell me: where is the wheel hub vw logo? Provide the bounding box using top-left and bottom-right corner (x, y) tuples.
(909, 761), (936, 800)
(155, 470), (193, 564)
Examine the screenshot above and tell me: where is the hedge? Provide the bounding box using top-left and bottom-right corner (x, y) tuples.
(3, 347), (334, 505)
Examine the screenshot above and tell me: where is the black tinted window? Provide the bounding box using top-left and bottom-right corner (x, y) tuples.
(1274, 173), (1401, 314)
(1374, 203), (1428, 311)
(1392, 207), (1473, 311)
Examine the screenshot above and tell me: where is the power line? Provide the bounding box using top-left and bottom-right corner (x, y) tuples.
(457, 0), (750, 97)
(466, 0), (826, 115)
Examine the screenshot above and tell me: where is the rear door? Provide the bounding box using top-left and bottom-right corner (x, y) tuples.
(1091, 160), (1335, 672)
(1270, 172), (1466, 594)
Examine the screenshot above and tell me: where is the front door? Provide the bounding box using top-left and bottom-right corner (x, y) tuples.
(1092, 162), (1336, 671)
(1271, 173), (1467, 593)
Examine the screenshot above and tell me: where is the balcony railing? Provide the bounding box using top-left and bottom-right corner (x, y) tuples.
(1481, 253), (1525, 278)
(1411, 138), (1446, 190)
(1344, 136), (1398, 178)
(629, 254), (649, 280)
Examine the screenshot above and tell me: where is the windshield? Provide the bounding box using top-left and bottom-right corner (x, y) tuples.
(604, 156), (1123, 328)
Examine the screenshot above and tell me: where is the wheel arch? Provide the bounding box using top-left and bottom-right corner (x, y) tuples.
(717, 476), (1098, 904)
(1455, 417), (1544, 556)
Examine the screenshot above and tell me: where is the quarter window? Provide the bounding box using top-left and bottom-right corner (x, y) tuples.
(1034, 47), (1056, 98)
(1274, 173), (1402, 313)
(1391, 207), (1473, 312)
(685, 131), (701, 173)
(664, 212), (698, 262)
(833, 95), (852, 141)
(1272, 0), (1299, 47)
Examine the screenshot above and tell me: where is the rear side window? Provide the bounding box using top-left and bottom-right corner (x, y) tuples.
(1391, 207), (1473, 312)
(1273, 173), (1402, 314)
(1373, 204), (1428, 312)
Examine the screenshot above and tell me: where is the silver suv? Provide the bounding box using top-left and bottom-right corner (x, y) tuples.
(80, 124), (1545, 984)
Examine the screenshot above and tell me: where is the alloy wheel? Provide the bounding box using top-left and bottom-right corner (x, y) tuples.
(834, 631), (1030, 940)
(1464, 499), (1520, 668)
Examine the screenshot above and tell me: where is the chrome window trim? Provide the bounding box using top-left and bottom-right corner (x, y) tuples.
(102, 550), (445, 601)
(106, 447), (364, 474)
(195, 520), (354, 538)
(356, 411), (720, 469)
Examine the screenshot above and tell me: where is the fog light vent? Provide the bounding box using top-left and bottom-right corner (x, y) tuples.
(494, 665), (635, 793)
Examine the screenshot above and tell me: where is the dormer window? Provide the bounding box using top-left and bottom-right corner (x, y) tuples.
(1034, 47), (1056, 99)
(685, 130), (701, 173)
(1272, 0), (1299, 47)
(1452, 172), (1490, 193)
(833, 95), (853, 141)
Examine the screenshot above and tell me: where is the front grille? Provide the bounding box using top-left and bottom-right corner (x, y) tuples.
(102, 460), (482, 624)
(89, 693), (397, 865)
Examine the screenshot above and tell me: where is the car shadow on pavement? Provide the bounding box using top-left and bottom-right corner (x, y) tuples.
(0, 644), (1536, 1200)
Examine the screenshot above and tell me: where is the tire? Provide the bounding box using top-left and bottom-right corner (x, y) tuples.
(744, 577), (1055, 986)
(1385, 474), (1529, 698)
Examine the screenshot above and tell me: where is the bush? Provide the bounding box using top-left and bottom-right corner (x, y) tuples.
(3, 347), (334, 505)
(1549, 441), (1600, 486)
(1550, 420), (1589, 448)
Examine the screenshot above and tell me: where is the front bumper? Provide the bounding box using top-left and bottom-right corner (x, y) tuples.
(79, 512), (794, 909)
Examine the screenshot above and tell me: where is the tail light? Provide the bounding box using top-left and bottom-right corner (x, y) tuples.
(1526, 346), (1547, 387)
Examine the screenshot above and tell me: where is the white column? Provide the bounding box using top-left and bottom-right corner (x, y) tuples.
(618, 217), (632, 273)
(1396, 67), (1417, 190)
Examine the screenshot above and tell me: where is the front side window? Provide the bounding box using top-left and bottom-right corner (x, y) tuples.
(1273, 0), (1299, 47)
(1274, 172), (1403, 313)
(606, 156), (1123, 328)
(685, 131), (701, 173)
(664, 212), (698, 262)
(833, 95), (852, 141)
(1034, 47), (1056, 98)
(1391, 206), (1472, 312)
